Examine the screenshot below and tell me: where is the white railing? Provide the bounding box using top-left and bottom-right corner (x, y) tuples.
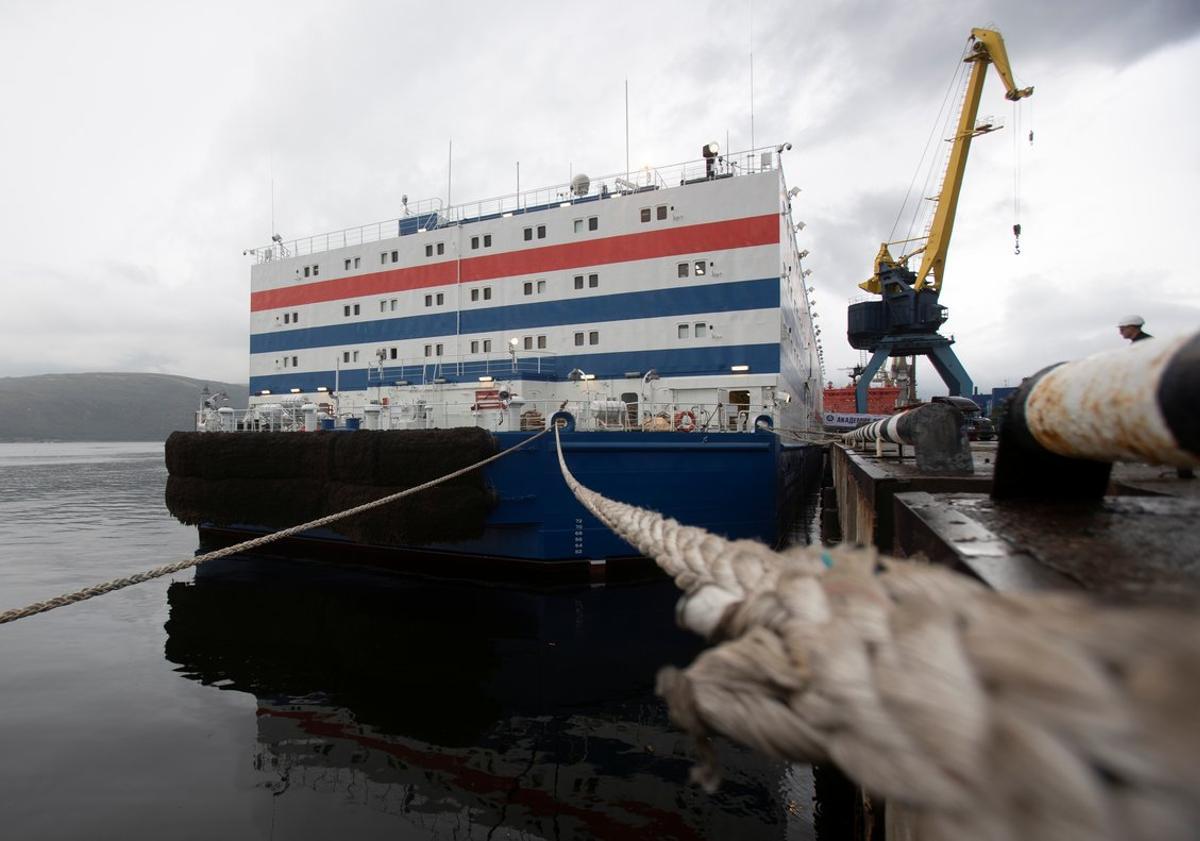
(248, 146), (782, 263)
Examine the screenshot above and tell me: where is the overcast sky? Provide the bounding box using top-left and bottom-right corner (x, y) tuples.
(2, 0), (1197, 396)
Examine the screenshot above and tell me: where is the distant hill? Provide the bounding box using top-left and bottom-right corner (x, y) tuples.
(0, 373), (248, 442)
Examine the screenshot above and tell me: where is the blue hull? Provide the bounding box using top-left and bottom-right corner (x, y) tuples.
(422, 429), (818, 562)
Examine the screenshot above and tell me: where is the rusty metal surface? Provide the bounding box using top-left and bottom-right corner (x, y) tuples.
(894, 491), (1200, 605)
(1110, 462), (1200, 499)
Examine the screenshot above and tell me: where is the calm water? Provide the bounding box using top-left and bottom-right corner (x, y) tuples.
(0, 442), (822, 840)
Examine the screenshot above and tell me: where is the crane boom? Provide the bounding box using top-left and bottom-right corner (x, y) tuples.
(861, 28), (1033, 295)
(846, 28), (1033, 414)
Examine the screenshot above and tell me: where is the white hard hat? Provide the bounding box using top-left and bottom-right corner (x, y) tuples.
(1117, 314), (1144, 327)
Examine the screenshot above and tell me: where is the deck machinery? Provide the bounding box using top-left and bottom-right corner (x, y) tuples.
(848, 28), (1033, 412)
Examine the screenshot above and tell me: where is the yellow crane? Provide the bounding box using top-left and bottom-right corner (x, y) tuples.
(848, 28), (1033, 412)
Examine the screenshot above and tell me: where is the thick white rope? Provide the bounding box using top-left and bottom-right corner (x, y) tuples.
(553, 427), (1200, 841)
(0, 428), (549, 625)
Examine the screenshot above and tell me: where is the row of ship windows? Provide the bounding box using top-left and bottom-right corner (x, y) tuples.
(286, 262), (715, 325)
(302, 205), (676, 280)
(284, 261), (711, 325)
(274, 322), (726, 370)
(274, 330), (604, 368)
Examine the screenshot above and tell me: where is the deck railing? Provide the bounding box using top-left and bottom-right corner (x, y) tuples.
(196, 398), (770, 435)
(250, 146), (783, 263)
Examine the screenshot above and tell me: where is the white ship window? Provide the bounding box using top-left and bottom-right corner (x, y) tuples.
(694, 261), (707, 276)
(304, 266), (311, 278)
(523, 281), (533, 296)
(312, 265), (319, 276)
(537, 335), (547, 349)
(380, 301), (387, 312)
(573, 219), (583, 233)
(354, 257), (361, 268)
(390, 348), (397, 359)
(345, 259), (352, 270)
(524, 227), (533, 241)
(678, 324), (689, 339)
(436, 293), (444, 305)
(425, 294), (433, 307)
(283, 357), (289, 367)
(589, 216), (598, 231)
(640, 208), (651, 223)
(391, 250), (398, 263)
(380, 252), (388, 264)
(354, 304), (361, 315)
(588, 273), (598, 288)
(574, 275), (584, 290)
(589, 331), (599, 345)
(536, 279), (546, 294)
(574, 332), (584, 346)
(471, 288), (479, 302)
(424, 345), (432, 357)
(483, 234), (492, 247)
(352, 351), (359, 362)
(292, 355), (298, 367)
(483, 287), (492, 300)
(656, 205), (667, 220)
(677, 263), (689, 278)
(471, 236), (480, 250)
(437, 242), (445, 255)
(537, 225), (546, 239)
(470, 340), (479, 353)
(694, 322), (707, 337)
(293, 311), (298, 322)
(344, 351), (351, 362)
(284, 313), (291, 324)
(483, 339), (492, 352)
(426, 245), (433, 257)
(435, 343), (443, 356)
(344, 305), (351, 317)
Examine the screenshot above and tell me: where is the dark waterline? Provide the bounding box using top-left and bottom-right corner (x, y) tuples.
(0, 442), (823, 840)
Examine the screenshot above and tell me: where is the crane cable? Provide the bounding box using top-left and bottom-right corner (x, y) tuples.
(888, 41), (973, 248)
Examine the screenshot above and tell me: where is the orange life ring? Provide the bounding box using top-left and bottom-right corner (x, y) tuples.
(673, 410), (696, 432)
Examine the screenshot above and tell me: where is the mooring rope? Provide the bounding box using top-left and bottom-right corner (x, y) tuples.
(0, 428), (550, 626)
(552, 427), (1200, 841)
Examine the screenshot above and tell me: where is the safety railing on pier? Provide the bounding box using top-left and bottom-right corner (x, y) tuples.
(249, 146), (784, 263)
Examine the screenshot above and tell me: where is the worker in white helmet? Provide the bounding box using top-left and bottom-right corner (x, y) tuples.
(1117, 315), (1152, 343)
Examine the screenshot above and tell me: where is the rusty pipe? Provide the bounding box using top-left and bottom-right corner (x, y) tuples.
(993, 331), (1200, 500)
(842, 402), (973, 474)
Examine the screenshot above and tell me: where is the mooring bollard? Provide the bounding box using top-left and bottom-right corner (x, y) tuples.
(994, 331), (1200, 499)
(842, 401), (974, 475)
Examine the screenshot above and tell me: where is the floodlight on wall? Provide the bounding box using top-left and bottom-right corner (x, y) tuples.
(479, 376), (494, 383)
(730, 364), (750, 372)
(787, 187), (801, 198)
(798, 249), (809, 259)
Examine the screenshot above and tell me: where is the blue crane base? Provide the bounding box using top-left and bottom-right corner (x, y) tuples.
(855, 334), (974, 413)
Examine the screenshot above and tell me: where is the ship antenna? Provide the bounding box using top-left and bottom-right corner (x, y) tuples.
(625, 78), (630, 182)
(748, 0), (755, 151)
(447, 139), (453, 209)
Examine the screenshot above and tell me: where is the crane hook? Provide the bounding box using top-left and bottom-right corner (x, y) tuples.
(1013, 223), (1022, 255)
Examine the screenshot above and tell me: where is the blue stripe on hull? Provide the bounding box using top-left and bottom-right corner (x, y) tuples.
(251, 277), (781, 353)
(249, 342), (782, 392)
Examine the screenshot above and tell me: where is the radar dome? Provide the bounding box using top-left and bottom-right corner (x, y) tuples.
(571, 174), (590, 196)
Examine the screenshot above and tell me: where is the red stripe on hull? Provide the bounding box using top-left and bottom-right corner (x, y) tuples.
(251, 213), (779, 312)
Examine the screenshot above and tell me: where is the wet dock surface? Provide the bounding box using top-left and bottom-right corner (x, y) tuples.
(831, 440), (1200, 604)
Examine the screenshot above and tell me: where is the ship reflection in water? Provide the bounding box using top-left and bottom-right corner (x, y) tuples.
(165, 558), (820, 840)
